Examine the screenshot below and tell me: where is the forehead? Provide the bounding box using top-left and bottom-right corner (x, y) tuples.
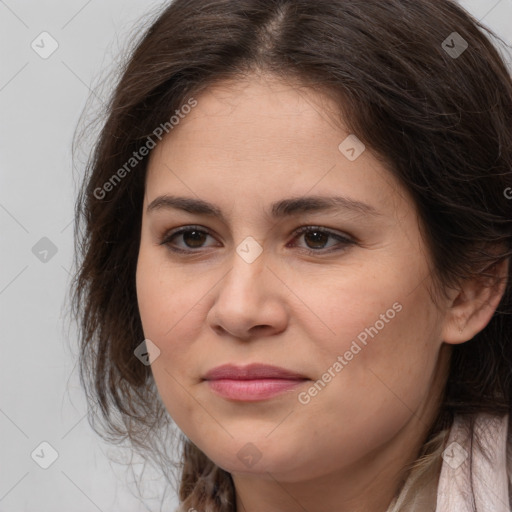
(143, 75), (411, 225)
(150, 75), (346, 163)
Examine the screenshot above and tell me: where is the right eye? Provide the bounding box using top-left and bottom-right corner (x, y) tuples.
(159, 225), (219, 253)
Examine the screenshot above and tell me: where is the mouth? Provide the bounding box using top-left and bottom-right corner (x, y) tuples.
(202, 363), (309, 402)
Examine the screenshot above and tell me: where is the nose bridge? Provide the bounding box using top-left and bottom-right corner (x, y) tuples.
(221, 238), (267, 297)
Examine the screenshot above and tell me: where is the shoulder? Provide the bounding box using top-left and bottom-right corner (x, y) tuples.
(439, 412), (511, 511)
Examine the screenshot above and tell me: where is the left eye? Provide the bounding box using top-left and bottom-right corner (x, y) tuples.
(160, 225), (354, 254)
(289, 226), (354, 253)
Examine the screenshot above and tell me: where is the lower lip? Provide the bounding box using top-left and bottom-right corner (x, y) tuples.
(206, 378), (307, 401)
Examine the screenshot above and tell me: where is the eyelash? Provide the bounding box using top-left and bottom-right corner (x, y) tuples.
(159, 225), (355, 256)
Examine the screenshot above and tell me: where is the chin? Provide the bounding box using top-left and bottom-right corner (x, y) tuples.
(200, 437), (306, 477)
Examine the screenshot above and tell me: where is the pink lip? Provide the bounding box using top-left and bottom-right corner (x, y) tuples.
(203, 364), (308, 402)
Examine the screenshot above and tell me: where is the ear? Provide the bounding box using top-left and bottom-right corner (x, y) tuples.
(441, 258), (509, 345)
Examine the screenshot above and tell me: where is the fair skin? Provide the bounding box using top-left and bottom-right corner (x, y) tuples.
(135, 74), (506, 512)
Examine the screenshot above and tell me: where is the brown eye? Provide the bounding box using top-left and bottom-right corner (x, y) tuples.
(160, 225), (355, 256)
(181, 229), (208, 248)
(160, 226), (217, 252)
(290, 226), (355, 254)
(303, 229), (330, 249)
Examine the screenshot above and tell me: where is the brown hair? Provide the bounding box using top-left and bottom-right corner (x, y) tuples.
(70, 0), (512, 510)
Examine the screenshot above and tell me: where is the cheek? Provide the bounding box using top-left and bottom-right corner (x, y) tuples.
(287, 287), (442, 474)
(286, 259), (432, 367)
(298, 266), (441, 409)
(311, 284), (440, 424)
(135, 246), (212, 427)
(136, 244), (204, 344)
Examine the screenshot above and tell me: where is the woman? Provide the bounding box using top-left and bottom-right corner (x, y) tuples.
(71, 0), (512, 510)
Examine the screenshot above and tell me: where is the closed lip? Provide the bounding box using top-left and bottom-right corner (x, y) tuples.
(203, 363), (307, 381)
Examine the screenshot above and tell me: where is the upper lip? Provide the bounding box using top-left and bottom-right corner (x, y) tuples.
(203, 363), (307, 381)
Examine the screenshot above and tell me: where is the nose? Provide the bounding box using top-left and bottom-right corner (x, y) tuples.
(206, 248), (288, 341)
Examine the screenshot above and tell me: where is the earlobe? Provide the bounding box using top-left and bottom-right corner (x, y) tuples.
(441, 258), (509, 345)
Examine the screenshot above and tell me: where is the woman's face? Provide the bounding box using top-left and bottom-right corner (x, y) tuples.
(136, 75), (454, 484)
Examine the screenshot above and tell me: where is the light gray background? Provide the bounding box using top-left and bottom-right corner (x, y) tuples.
(1, 1), (511, 511)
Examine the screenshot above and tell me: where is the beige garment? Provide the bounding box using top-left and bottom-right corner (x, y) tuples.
(436, 413), (510, 511)
(386, 413), (511, 512)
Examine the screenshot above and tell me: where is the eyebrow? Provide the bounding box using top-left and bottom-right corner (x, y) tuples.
(146, 194), (380, 221)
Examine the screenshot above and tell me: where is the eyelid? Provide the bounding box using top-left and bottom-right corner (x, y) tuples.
(159, 224), (355, 254)
(287, 225), (355, 254)
(159, 225), (219, 251)
(291, 225), (354, 243)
